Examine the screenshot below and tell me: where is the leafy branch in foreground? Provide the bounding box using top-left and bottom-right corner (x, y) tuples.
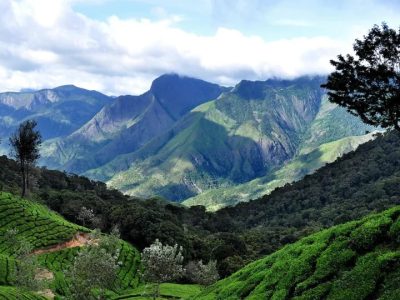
(322, 23), (400, 131)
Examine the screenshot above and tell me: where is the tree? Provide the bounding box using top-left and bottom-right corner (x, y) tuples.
(141, 239), (184, 300)
(185, 260), (219, 286)
(77, 206), (95, 227)
(3, 229), (48, 292)
(9, 120), (42, 197)
(322, 23), (400, 131)
(66, 230), (121, 300)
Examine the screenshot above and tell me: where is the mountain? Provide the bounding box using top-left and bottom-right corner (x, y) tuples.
(84, 77), (373, 203)
(40, 74), (226, 173)
(183, 132), (376, 210)
(0, 85), (111, 144)
(182, 95), (379, 210)
(195, 205), (400, 299)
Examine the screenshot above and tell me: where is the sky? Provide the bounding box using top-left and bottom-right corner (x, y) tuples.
(0, 0), (399, 95)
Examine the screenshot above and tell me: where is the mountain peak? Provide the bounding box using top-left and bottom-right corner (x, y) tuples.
(234, 80), (267, 100)
(150, 73), (195, 93)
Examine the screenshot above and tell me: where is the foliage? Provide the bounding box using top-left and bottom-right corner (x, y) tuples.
(9, 119), (42, 197)
(0, 191), (141, 298)
(66, 242), (120, 299)
(141, 239), (184, 299)
(195, 206), (400, 299)
(1, 130), (400, 278)
(322, 23), (400, 131)
(77, 206), (97, 228)
(186, 260), (219, 286)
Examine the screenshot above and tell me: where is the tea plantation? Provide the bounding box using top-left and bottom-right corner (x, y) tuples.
(0, 192), (141, 298)
(0, 286), (46, 299)
(194, 206), (400, 299)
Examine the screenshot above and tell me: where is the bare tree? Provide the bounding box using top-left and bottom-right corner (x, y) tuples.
(141, 239), (184, 300)
(9, 120), (42, 197)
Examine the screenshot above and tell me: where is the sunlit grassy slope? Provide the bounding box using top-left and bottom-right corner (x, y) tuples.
(194, 206), (400, 299)
(183, 132), (376, 210)
(114, 283), (201, 300)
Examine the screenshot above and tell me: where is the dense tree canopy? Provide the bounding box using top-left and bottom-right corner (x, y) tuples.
(322, 23), (400, 130)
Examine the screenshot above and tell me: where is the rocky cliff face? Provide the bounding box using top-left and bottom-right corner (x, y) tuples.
(40, 74), (226, 173)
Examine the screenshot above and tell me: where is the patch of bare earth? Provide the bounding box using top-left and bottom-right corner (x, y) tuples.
(31, 232), (96, 299)
(35, 268), (55, 299)
(32, 232), (94, 255)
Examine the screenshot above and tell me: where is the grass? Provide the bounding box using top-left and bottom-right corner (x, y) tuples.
(194, 206), (400, 299)
(113, 283), (202, 299)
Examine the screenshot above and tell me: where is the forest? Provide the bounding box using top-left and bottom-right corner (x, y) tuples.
(1, 130), (400, 276)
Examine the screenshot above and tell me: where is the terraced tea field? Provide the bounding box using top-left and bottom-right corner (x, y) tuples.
(0, 192), (141, 298)
(0, 286), (46, 299)
(0, 192), (85, 257)
(195, 206), (400, 299)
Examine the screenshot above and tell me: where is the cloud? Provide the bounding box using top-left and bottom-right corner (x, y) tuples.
(0, 0), (356, 95)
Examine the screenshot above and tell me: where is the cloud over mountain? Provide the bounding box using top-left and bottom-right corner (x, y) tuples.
(0, 0), (393, 95)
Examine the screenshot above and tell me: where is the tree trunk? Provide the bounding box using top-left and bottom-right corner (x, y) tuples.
(21, 162), (26, 198)
(25, 164), (30, 197)
(153, 283), (160, 300)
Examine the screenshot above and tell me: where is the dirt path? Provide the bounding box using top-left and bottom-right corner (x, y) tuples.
(32, 232), (94, 255)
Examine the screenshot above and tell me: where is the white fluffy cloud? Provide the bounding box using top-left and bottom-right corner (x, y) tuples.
(0, 0), (353, 95)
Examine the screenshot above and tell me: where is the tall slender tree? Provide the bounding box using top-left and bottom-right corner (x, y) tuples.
(9, 120), (42, 197)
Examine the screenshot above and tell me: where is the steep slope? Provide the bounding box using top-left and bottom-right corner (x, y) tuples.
(88, 77), (371, 202)
(41, 74), (225, 173)
(183, 132), (376, 210)
(1, 130), (400, 278)
(195, 206), (400, 299)
(182, 96), (377, 209)
(0, 85), (111, 143)
(0, 192), (141, 298)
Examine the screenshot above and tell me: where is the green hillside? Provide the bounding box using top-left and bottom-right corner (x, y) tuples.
(0, 192), (141, 299)
(41, 74), (225, 174)
(183, 132), (376, 210)
(91, 77), (326, 200)
(86, 78), (373, 206)
(0, 286), (46, 299)
(114, 283), (201, 300)
(195, 206), (400, 299)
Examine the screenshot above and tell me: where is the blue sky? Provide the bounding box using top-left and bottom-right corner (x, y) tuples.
(0, 0), (398, 95)
(73, 0), (400, 39)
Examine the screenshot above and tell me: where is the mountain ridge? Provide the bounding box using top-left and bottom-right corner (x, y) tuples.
(40, 74), (226, 174)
